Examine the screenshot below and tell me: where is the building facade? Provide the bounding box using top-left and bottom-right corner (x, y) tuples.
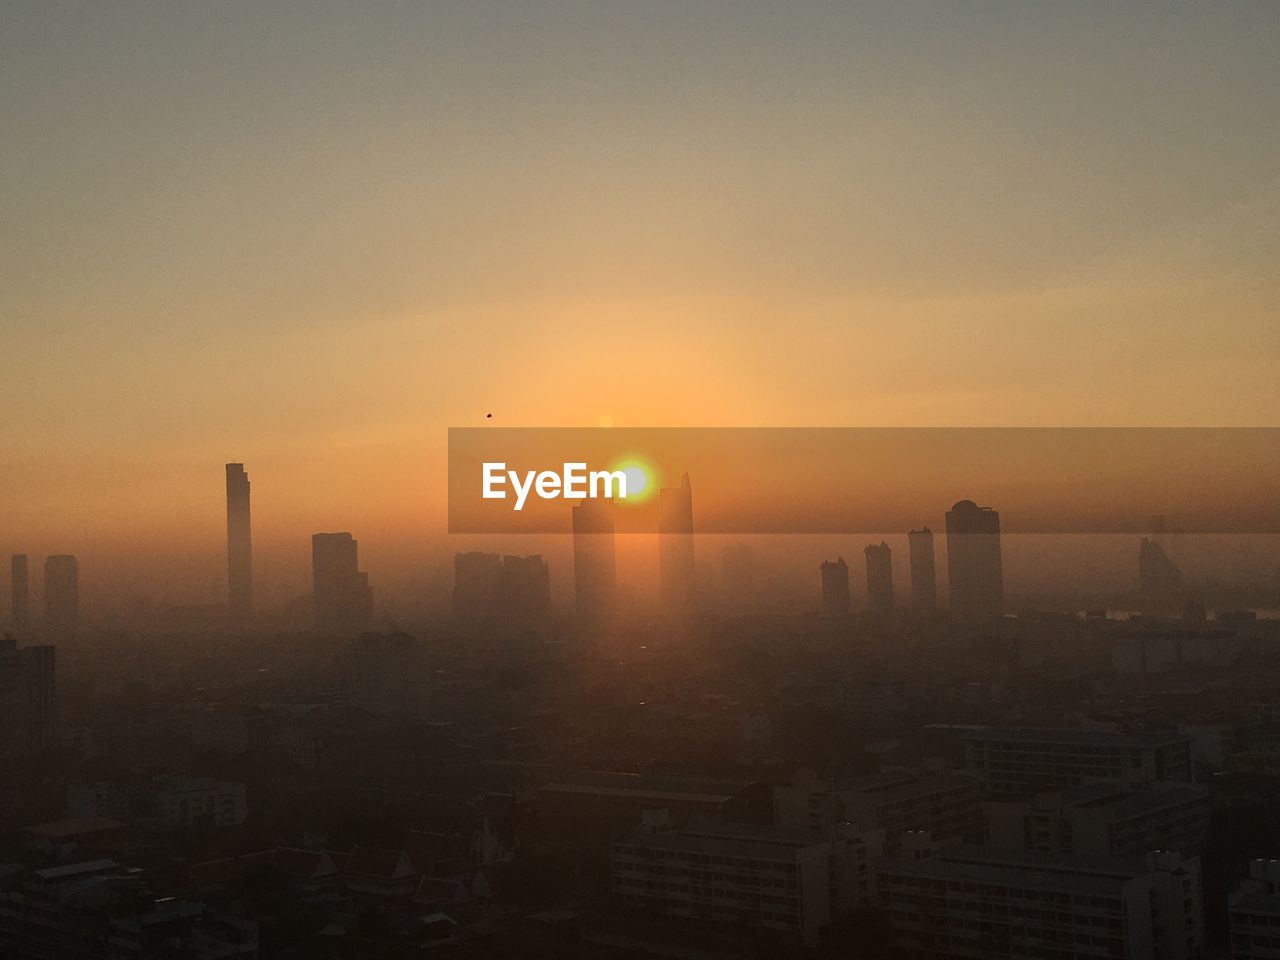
(963, 728), (1193, 798)
(225, 462), (252, 620)
(878, 843), (1203, 960)
(612, 821), (877, 946)
(945, 500), (1003, 623)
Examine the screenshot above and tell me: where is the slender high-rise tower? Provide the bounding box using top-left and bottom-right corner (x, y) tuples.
(10, 554), (30, 633)
(659, 473), (696, 617)
(864, 542), (894, 615)
(225, 463), (252, 620)
(43, 555), (78, 638)
(573, 498), (617, 629)
(945, 500), (1003, 623)
(907, 528), (937, 610)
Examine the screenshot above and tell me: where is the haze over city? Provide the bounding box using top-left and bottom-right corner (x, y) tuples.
(2, 4), (1279, 959)
(4, 2), (1278, 613)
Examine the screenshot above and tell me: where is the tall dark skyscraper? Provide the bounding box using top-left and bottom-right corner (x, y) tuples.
(945, 500), (1003, 623)
(0, 635), (55, 759)
(43, 554), (79, 638)
(225, 463), (253, 620)
(907, 527), (937, 610)
(312, 533), (373, 630)
(820, 557), (850, 618)
(10, 554), (30, 634)
(659, 472), (696, 617)
(573, 498), (616, 629)
(864, 541), (894, 615)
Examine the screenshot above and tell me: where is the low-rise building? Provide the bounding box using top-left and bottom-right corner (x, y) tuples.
(611, 820), (878, 946)
(537, 771), (770, 849)
(1230, 859), (1280, 960)
(68, 776), (247, 830)
(984, 782), (1210, 858)
(0, 859), (257, 959)
(775, 767), (982, 852)
(877, 843), (1202, 960)
(963, 727), (1193, 798)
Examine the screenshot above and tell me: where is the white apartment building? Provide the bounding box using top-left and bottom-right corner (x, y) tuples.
(1230, 859), (1280, 960)
(611, 820), (879, 946)
(877, 844), (1203, 960)
(964, 728), (1193, 797)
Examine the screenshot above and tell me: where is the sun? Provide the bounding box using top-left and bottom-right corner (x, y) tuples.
(610, 456), (658, 505)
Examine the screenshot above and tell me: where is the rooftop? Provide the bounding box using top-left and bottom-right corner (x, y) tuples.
(879, 845), (1187, 897)
(615, 822), (832, 862)
(840, 770), (980, 803)
(962, 727), (1190, 748)
(25, 817), (127, 839)
(541, 771), (754, 805)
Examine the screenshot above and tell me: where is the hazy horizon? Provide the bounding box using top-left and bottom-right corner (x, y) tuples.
(4, 2), (1278, 614)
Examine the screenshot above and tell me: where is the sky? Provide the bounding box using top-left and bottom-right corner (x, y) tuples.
(2, 2), (1278, 609)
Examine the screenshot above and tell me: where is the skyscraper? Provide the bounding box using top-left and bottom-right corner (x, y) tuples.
(820, 557), (850, 618)
(10, 554), (30, 634)
(573, 498), (616, 628)
(864, 542), (894, 615)
(945, 500), (1003, 623)
(659, 472), (696, 617)
(43, 555), (79, 639)
(312, 533), (373, 630)
(0, 636), (55, 759)
(225, 463), (252, 620)
(907, 528), (937, 610)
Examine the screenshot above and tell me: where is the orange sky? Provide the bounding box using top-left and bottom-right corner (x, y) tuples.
(3, 4), (1278, 610)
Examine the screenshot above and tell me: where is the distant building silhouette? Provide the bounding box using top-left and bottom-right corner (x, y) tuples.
(945, 500), (1003, 623)
(864, 542), (894, 615)
(659, 473), (696, 617)
(311, 533), (373, 630)
(43, 555), (79, 639)
(10, 554), (30, 634)
(573, 499), (616, 629)
(225, 463), (253, 620)
(0, 635), (55, 758)
(721, 543), (755, 614)
(907, 528), (936, 610)
(453, 552), (550, 624)
(1139, 537), (1183, 616)
(820, 558), (850, 618)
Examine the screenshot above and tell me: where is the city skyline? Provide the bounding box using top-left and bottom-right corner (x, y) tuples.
(3, 5), (1280, 956)
(5, 456), (1280, 626)
(3, 4), (1277, 591)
